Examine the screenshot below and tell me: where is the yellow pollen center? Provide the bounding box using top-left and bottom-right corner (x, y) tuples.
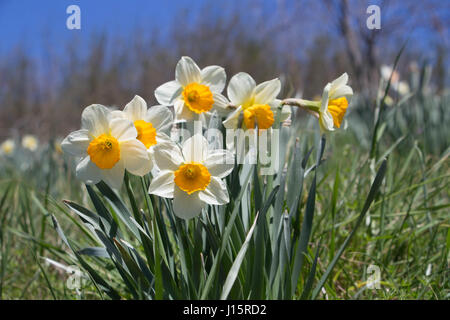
(243, 104), (275, 130)
(327, 97), (348, 128)
(174, 162), (211, 195)
(87, 134), (120, 169)
(182, 83), (214, 114)
(134, 120), (157, 148)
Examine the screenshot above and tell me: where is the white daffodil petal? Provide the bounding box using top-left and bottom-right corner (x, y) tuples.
(155, 132), (173, 146)
(204, 150), (234, 178)
(330, 73), (348, 91)
(254, 78), (281, 104)
(201, 65), (226, 93)
(153, 141), (184, 171)
(222, 106), (242, 129)
(148, 170), (175, 198)
(148, 132), (173, 163)
(175, 106), (196, 123)
(320, 83), (331, 113)
(174, 100), (195, 123)
(61, 129), (90, 157)
(176, 56), (202, 86)
(319, 111), (334, 132)
(227, 72), (256, 106)
(173, 186), (205, 219)
(173, 99), (184, 116)
(123, 95), (147, 122)
(155, 80), (182, 105)
(81, 104), (110, 136)
(75, 156), (102, 185)
(212, 92), (231, 117)
(110, 118), (137, 142)
(145, 105), (173, 133)
(110, 110), (126, 120)
(182, 134), (208, 163)
(199, 177), (229, 205)
(120, 139), (152, 176)
(330, 85), (353, 101)
(100, 160), (125, 190)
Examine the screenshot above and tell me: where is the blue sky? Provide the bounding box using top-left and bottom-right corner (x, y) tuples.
(0, 0), (447, 65)
(0, 0), (208, 56)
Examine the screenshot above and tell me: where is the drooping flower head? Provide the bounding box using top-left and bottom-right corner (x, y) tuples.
(319, 73), (353, 132)
(154, 56), (229, 125)
(148, 134), (234, 219)
(223, 72), (291, 130)
(22, 135), (38, 151)
(1, 139), (15, 155)
(111, 95), (173, 154)
(61, 104), (152, 189)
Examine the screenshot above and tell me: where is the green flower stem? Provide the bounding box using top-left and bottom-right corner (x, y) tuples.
(281, 98), (321, 113)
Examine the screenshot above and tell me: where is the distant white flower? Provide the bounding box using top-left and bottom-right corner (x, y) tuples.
(111, 95), (173, 154)
(318, 73), (353, 132)
(62, 104), (152, 189)
(22, 135), (38, 151)
(148, 134), (234, 219)
(380, 65), (410, 96)
(154, 56), (229, 125)
(1, 139), (15, 155)
(223, 72), (290, 130)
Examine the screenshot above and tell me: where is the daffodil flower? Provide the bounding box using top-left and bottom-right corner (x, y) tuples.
(223, 72), (291, 130)
(318, 73), (353, 132)
(111, 95), (173, 155)
(282, 73), (353, 133)
(61, 104), (152, 189)
(154, 56), (230, 125)
(22, 135), (38, 151)
(1, 139), (15, 155)
(148, 134), (234, 219)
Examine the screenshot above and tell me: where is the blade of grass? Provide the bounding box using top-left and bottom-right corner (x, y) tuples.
(311, 159), (388, 299)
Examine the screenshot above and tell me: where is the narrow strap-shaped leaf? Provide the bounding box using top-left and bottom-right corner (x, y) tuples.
(290, 170), (316, 296)
(96, 181), (143, 241)
(300, 240), (321, 299)
(200, 165), (254, 299)
(77, 247), (109, 258)
(51, 215), (121, 300)
(220, 212), (259, 300)
(250, 185), (280, 299)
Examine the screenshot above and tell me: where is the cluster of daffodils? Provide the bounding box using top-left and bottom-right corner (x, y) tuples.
(62, 56), (353, 219)
(1, 135), (39, 156)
